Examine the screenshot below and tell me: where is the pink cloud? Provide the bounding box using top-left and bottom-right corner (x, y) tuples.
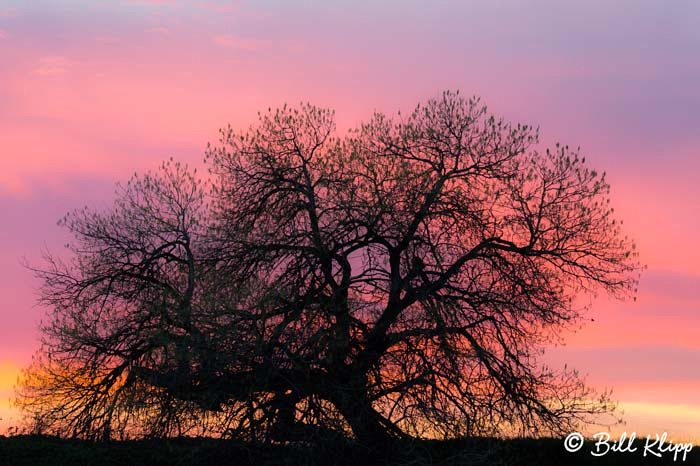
(145, 26), (170, 34)
(212, 34), (260, 51)
(211, 35), (303, 53)
(95, 35), (121, 43)
(32, 56), (70, 77)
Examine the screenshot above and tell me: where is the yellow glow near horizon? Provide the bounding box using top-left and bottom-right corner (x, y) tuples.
(577, 402), (700, 445)
(0, 361), (21, 433)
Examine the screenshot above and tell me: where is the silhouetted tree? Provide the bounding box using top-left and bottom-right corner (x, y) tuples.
(17, 92), (640, 446)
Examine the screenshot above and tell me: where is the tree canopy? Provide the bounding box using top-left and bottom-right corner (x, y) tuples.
(17, 91), (640, 445)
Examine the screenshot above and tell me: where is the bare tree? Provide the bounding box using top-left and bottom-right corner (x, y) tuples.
(17, 160), (214, 439)
(17, 92), (640, 446)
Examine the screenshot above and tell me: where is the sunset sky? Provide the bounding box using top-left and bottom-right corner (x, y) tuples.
(1, 0), (699, 439)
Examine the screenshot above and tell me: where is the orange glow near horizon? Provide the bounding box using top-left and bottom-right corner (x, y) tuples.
(0, 361), (20, 431)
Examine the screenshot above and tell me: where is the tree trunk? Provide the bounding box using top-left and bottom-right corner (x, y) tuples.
(332, 388), (396, 451)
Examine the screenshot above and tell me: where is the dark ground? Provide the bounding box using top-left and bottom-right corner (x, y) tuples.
(0, 435), (697, 466)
